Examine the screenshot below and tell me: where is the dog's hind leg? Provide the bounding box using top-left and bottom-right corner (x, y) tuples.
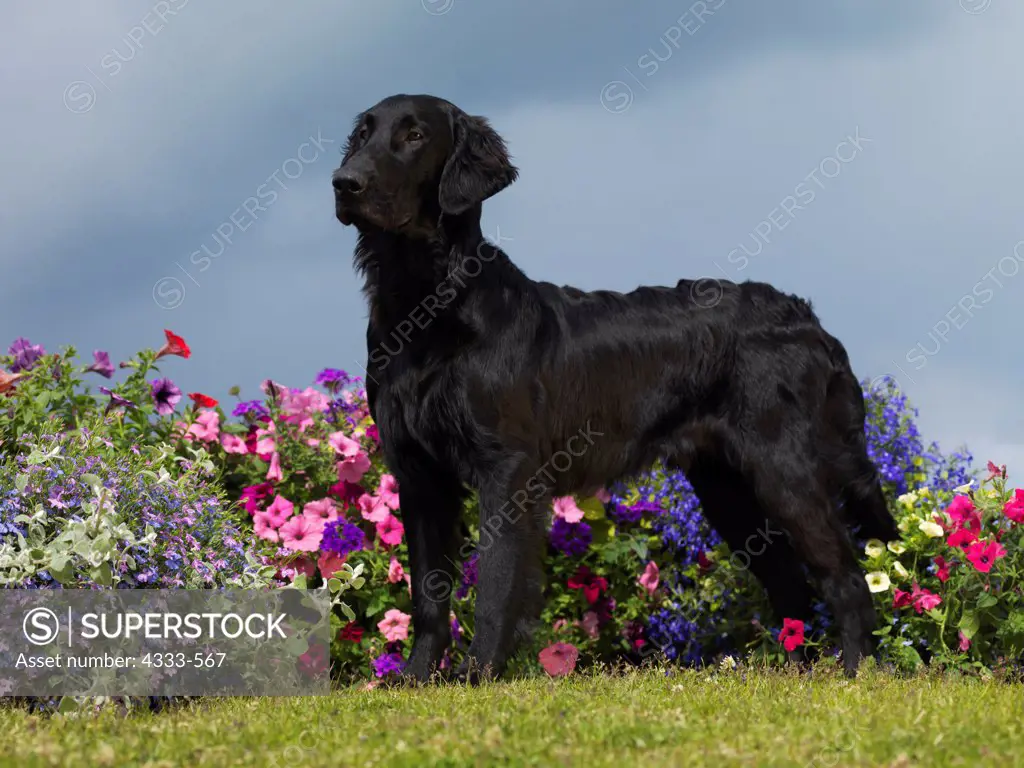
(742, 442), (877, 676)
(683, 456), (816, 658)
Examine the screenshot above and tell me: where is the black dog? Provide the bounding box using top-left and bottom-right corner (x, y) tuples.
(332, 94), (898, 681)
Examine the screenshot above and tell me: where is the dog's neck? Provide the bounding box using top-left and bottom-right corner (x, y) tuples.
(353, 210), (519, 328)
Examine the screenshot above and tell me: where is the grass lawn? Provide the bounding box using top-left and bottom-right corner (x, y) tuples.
(2, 664), (1023, 767)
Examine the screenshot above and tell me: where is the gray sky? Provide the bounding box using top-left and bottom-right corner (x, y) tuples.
(2, 0), (1021, 480)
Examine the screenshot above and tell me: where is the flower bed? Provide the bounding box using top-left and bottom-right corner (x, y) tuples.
(6, 333), (1022, 686)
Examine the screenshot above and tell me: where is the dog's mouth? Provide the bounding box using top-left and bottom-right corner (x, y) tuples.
(335, 197), (413, 232)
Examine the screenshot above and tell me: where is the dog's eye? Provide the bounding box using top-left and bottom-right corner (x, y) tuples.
(407, 129), (424, 142)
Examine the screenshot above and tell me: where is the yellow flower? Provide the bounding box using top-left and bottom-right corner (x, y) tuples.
(897, 518), (912, 533)
(918, 487), (931, 498)
(954, 481), (974, 494)
(898, 491), (919, 507)
(864, 539), (886, 558)
(919, 520), (944, 538)
(887, 541), (906, 555)
(865, 572), (891, 593)
(892, 561), (910, 580)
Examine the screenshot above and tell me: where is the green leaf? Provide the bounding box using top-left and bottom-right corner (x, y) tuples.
(977, 593), (998, 610)
(958, 611), (980, 639)
(14, 474), (29, 494)
(327, 578), (342, 594)
(364, 593), (388, 618)
(577, 496), (606, 521)
(49, 556), (74, 585)
(89, 562), (112, 587)
(340, 603), (356, 622)
(80, 473), (102, 490)
(292, 574), (308, 590)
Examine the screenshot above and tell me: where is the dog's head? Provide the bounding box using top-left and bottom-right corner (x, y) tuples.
(332, 94), (518, 235)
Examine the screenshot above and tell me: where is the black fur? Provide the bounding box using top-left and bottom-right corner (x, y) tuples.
(331, 94), (898, 682)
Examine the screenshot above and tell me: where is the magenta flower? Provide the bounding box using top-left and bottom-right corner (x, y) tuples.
(377, 474), (401, 510)
(538, 642), (579, 677)
(150, 378), (182, 416)
(376, 514), (405, 547)
(85, 350), (114, 378)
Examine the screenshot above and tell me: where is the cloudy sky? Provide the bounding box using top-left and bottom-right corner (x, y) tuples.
(2, 0), (1021, 480)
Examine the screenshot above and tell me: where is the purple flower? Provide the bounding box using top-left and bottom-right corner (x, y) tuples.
(372, 651), (406, 678)
(550, 518), (592, 557)
(322, 520), (365, 556)
(85, 350), (114, 379)
(232, 399), (269, 420)
(99, 386), (136, 413)
(8, 337), (45, 372)
(456, 552), (479, 600)
(315, 368), (349, 393)
(150, 378), (182, 416)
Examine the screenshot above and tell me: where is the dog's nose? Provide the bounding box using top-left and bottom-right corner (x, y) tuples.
(332, 169), (366, 195)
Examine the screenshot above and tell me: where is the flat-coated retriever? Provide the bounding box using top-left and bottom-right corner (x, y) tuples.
(332, 94), (898, 682)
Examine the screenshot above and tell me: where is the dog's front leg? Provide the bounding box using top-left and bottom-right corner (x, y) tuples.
(458, 460), (543, 683)
(393, 467), (464, 684)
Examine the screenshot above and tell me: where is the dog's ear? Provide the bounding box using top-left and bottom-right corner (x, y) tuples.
(438, 110), (518, 215)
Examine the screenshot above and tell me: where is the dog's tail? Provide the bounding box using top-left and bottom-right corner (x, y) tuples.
(822, 340), (900, 543)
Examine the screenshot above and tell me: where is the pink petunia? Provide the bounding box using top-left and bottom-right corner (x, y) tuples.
(185, 409), (220, 443)
(553, 496), (585, 523)
(387, 557), (406, 584)
(1003, 489), (1024, 523)
(328, 431), (362, 457)
(318, 551), (346, 579)
(959, 631), (972, 652)
(282, 386), (331, 416)
(638, 561), (659, 596)
(376, 514), (405, 547)
(910, 583), (942, 614)
(255, 421), (277, 454)
(220, 433), (248, 454)
(253, 512), (281, 543)
(933, 555), (951, 583)
(538, 642), (579, 677)
(303, 498), (339, 525)
(358, 493), (390, 523)
(580, 611), (600, 639)
(377, 474), (401, 510)
(279, 516), (325, 552)
(377, 609), (411, 642)
(779, 618), (805, 652)
(946, 495), (981, 533)
(263, 495), (295, 527)
(965, 540), (1007, 574)
(595, 487), (612, 503)
(337, 453), (371, 484)
(266, 451), (283, 482)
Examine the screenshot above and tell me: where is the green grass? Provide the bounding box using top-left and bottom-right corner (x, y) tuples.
(2, 663), (1023, 767)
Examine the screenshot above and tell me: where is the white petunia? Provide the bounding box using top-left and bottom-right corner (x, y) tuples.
(919, 520), (945, 538)
(865, 572), (891, 593)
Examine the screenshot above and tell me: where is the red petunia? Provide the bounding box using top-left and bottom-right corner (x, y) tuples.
(947, 528), (978, 551)
(697, 551), (713, 572)
(567, 565), (608, 605)
(1003, 489), (1024, 524)
(986, 461), (1007, 482)
(155, 329), (191, 360)
(779, 618), (805, 652)
(893, 589), (913, 609)
(965, 540), (1007, 574)
(945, 495), (981, 533)
(339, 622), (364, 643)
(933, 555), (951, 583)
(188, 392), (219, 408)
